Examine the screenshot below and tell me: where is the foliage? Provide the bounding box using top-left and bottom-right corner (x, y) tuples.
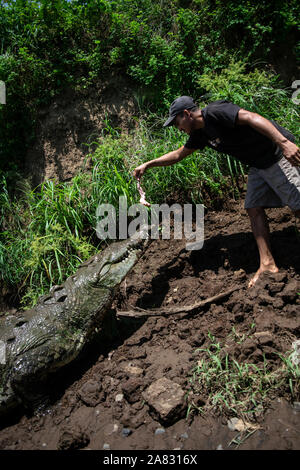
(0, 173), (98, 307)
(0, 0), (299, 169)
(197, 60), (300, 138)
(0, 113), (241, 308)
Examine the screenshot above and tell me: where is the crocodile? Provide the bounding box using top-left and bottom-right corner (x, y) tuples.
(0, 231), (150, 417)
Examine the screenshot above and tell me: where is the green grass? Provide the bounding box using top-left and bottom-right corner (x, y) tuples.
(187, 332), (300, 421)
(0, 118), (243, 308)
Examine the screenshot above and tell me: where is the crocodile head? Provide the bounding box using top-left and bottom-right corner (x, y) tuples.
(81, 228), (151, 289)
(69, 226), (150, 291)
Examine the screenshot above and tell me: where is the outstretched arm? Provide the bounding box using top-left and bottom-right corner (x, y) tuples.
(237, 109), (300, 166)
(133, 145), (195, 179)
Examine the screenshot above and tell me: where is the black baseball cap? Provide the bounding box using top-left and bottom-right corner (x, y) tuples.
(163, 96), (197, 127)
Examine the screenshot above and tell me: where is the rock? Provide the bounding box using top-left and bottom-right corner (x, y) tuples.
(103, 443), (110, 450)
(227, 418), (253, 432)
(122, 428), (132, 437)
(155, 428), (165, 435)
(253, 331), (270, 338)
(77, 380), (103, 407)
(142, 377), (186, 424)
(228, 417), (243, 431)
(181, 432), (188, 439)
(227, 418), (260, 434)
(58, 426), (90, 450)
(115, 394), (124, 402)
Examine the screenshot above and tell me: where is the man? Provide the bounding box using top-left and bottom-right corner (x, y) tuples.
(133, 96), (300, 287)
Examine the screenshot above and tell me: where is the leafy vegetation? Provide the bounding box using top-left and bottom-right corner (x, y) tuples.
(187, 332), (300, 420)
(0, 116), (230, 307)
(0, 0), (299, 170)
(1, 58), (299, 307)
(0, 1), (299, 307)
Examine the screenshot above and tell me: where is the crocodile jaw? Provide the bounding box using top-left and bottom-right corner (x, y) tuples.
(99, 229), (151, 287)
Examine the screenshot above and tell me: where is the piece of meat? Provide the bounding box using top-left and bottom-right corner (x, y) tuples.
(137, 178), (151, 207)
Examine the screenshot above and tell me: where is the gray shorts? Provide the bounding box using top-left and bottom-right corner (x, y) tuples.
(244, 156), (300, 211)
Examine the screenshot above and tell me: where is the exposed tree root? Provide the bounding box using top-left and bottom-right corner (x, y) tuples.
(116, 286), (241, 318)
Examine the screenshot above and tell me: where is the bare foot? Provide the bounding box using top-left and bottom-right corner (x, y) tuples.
(248, 264), (279, 288)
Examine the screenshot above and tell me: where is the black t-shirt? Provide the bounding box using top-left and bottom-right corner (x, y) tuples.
(184, 100), (295, 169)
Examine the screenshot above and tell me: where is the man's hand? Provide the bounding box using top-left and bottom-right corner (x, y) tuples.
(133, 163), (148, 180)
(281, 140), (300, 167)
(133, 146), (195, 180)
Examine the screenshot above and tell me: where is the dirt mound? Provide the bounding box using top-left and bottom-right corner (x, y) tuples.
(0, 199), (299, 450)
(24, 76), (138, 186)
